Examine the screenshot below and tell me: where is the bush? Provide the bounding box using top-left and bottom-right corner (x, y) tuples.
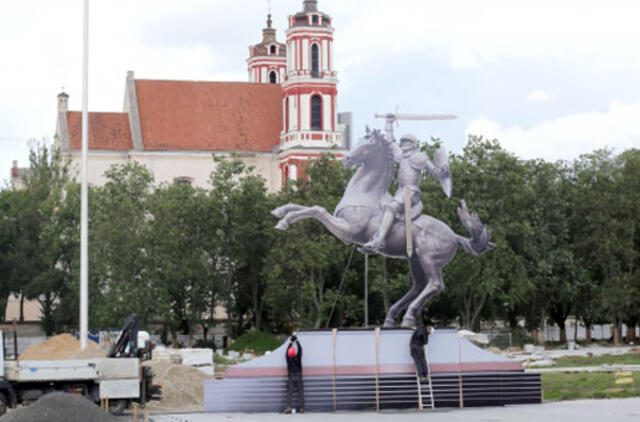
(193, 338), (217, 351)
(227, 330), (281, 355)
(213, 354), (236, 365)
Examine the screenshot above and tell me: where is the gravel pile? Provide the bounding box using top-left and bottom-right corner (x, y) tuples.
(0, 393), (116, 422)
(19, 334), (106, 360)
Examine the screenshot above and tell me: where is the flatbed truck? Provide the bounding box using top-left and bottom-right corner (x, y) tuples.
(0, 329), (158, 416)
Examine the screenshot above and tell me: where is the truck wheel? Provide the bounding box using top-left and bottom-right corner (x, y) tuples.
(108, 399), (128, 415)
(0, 392), (8, 416)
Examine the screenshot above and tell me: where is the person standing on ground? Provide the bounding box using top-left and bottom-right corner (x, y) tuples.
(284, 334), (304, 413)
(410, 325), (431, 380)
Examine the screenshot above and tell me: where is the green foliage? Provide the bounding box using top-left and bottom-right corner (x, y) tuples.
(193, 337), (217, 350)
(550, 352), (640, 368)
(227, 330), (281, 355)
(88, 162), (156, 328)
(542, 372), (640, 401)
(1, 142), (76, 334)
(207, 155), (276, 335)
(147, 182), (215, 340)
(0, 189), (19, 319)
(4, 136), (640, 343)
(262, 155), (363, 329)
(213, 353), (237, 365)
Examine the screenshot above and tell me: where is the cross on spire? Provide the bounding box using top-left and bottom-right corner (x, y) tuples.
(266, 0), (272, 28)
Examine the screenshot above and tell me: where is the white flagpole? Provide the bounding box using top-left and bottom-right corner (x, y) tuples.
(80, 0), (89, 350)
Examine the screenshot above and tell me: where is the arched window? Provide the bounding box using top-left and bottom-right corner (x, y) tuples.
(269, 71), (277, 84)
(269, 45), (276, 55)
(311, 95), (322, 130)
(174, 177), (193, 186)
(311, 44), (320, 78)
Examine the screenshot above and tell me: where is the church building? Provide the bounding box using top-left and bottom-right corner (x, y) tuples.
(54, 0), (352, 192)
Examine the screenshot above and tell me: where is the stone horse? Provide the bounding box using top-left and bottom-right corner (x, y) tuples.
(272, 128), (494, 327)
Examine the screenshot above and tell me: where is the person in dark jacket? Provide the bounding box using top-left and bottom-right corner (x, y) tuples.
(410, 325), (431, 380)
(284, 334), (304, 413)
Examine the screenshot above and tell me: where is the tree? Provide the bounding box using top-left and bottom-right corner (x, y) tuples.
(524, 160), (578, 344)
(571, 150), (634, 343)
(146, 183), (214, 343)
(613, 149), (640, 341)
(427, 136), (530, 330)
(0, 189), (19, 320)
(206, 156), (276, 335)
(263, 155), (358, 329)
(88, 162), (157, 329)
(6, 143), (76, 334)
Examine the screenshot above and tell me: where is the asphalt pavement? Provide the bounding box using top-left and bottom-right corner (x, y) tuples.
(147, 398), (640, 422)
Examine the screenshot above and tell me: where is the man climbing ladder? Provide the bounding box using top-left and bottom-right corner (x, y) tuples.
(410, 326), (431, 380)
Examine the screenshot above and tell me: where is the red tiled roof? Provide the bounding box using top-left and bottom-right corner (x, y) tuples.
(135, 80), (282, 152)
(67, 112), (133, 150)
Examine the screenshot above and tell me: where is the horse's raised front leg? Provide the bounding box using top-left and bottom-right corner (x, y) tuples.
(384, 256), (427, 327)
(275, 205), (355, 243)
(271, 203), (307, 219)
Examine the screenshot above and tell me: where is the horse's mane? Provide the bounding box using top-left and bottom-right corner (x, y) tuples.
(334, 128), (395, 214)
(371, 129), (395, 192)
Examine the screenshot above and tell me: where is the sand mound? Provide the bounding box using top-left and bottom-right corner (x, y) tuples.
(19, 334), (107, 360)
(145, 361), (212, 411)
(0, 392), (116, 422)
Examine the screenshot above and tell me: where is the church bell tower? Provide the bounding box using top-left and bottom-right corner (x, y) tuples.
(278, 0), (343, 184)
(248, 14), (287, 84)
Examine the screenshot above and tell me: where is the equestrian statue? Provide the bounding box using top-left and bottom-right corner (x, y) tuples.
(272, 113), (495, 328)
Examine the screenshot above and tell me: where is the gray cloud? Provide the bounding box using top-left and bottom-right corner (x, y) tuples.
(3, 0), (640, 183)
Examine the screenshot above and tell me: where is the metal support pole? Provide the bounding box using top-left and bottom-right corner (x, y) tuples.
(80, 0), (90, 350)
(364, 254), (369, 327)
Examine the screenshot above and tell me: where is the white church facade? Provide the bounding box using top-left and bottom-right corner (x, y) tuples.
(54, 0), (352, 192)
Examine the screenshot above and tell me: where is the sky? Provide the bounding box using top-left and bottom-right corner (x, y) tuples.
(2, 0), (640, 185)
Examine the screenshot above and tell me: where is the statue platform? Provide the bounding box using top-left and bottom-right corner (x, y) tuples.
(204, 328), (541, 412)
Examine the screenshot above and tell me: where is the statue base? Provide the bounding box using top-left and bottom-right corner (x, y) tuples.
(204, 328), (541, 412)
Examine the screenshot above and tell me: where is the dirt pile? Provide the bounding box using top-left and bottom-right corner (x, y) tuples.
(0, 392), (116, 422)
(145, 361), (212, 411)
(19, 334), (107, 360)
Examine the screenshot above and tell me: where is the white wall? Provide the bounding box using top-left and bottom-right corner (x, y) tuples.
(322, 40), (328, 72)
(323, 94), (332, 131)
(64, 151), (282, 193)
(300, 94), (310, 130)
(302, 39), (309, 69)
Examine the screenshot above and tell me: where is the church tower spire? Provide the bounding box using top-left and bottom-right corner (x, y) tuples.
(247, 10), (286, 84)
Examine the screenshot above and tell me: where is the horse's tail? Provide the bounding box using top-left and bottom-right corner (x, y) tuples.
(455, 200), (495, 257)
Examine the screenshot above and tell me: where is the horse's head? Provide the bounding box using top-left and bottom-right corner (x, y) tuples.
(343, 126), (385, 169)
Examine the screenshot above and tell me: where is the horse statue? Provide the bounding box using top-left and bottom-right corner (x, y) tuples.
(272, 127), (494, 327)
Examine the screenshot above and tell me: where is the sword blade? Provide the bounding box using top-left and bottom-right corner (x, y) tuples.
(395, 113), (457, 121)
(375, 113), (457, 121)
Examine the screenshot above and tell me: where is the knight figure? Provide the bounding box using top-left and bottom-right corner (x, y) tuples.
(361, 114), (452, 254)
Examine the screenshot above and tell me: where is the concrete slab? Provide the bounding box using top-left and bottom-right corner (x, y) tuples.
(150, 398), (640, 422)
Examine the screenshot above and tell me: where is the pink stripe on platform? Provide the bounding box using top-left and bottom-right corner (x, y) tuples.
(225, 361), (523, 378)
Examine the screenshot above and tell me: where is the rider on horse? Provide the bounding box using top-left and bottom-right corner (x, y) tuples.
(361, 115), (452, 254)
